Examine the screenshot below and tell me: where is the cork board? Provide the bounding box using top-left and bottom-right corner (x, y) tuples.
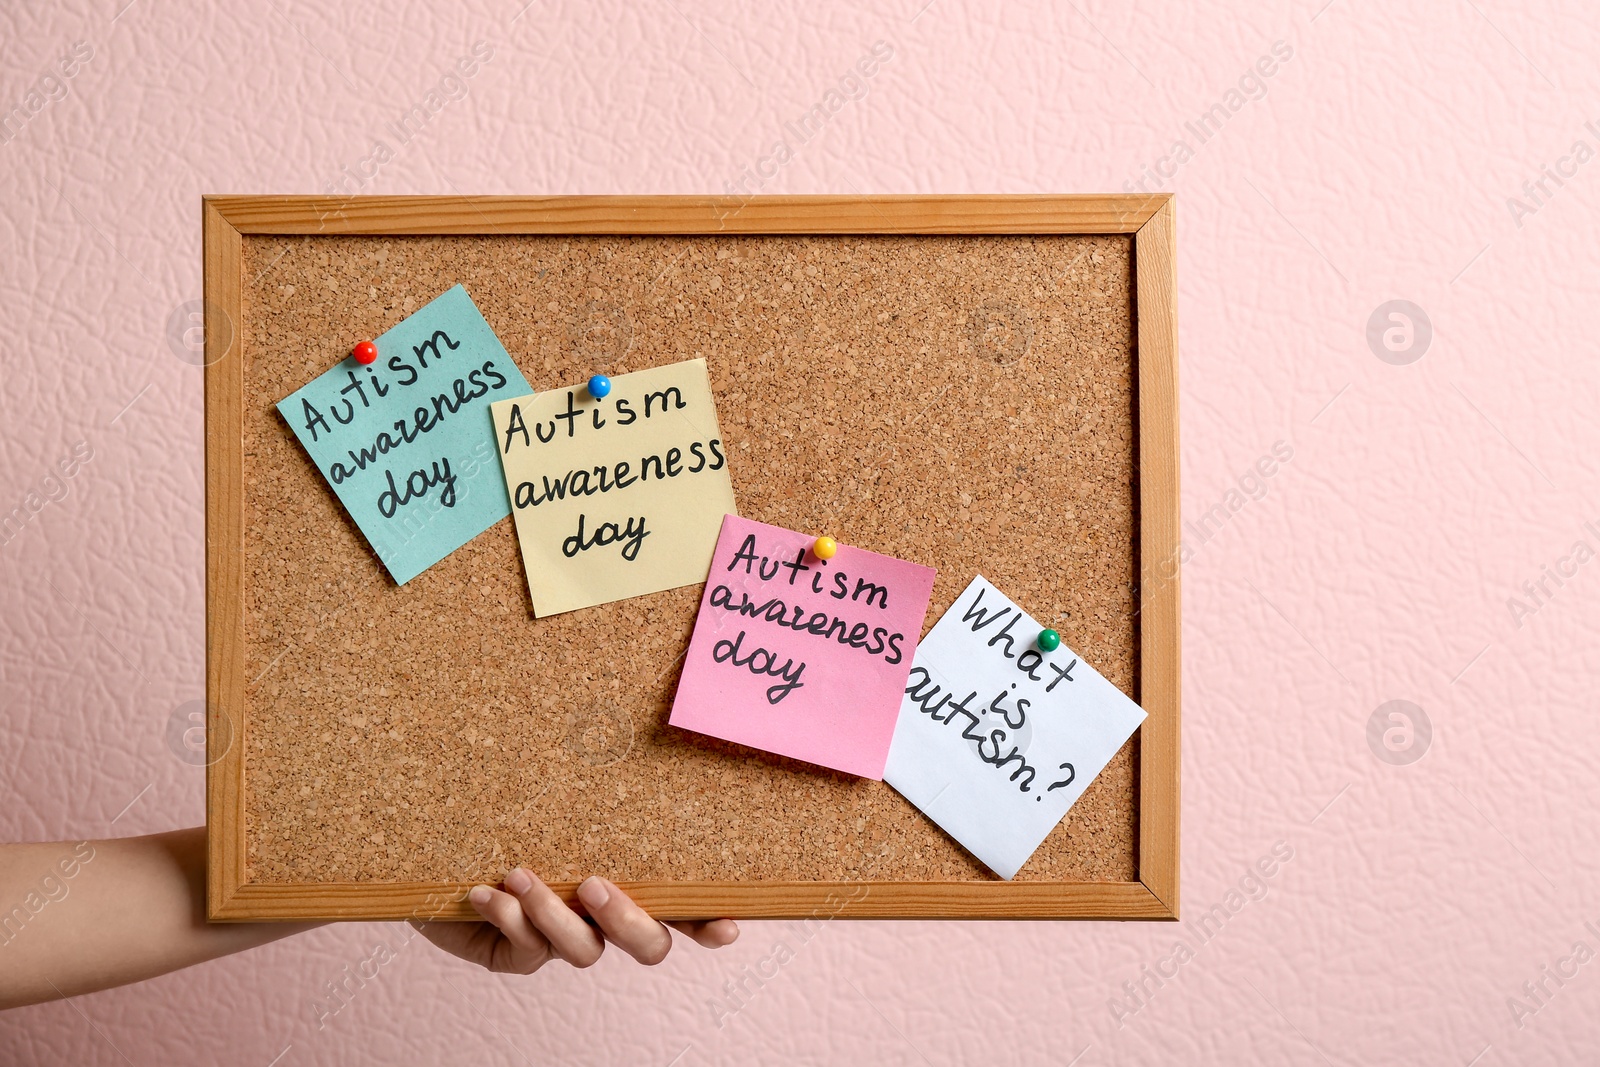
(204, 196), (1179, 921)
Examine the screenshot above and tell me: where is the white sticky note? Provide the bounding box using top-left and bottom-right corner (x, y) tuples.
(883, 574), (1147, 879)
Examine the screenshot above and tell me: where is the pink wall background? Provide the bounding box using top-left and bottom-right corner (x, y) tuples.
(4, 0), (1598, 1063)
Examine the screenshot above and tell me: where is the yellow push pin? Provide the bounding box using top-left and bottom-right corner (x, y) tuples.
(812, 535), (838, 560)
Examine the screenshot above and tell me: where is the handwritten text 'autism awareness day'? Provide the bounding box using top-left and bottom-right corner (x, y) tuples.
(499, 385), (727, 563)
(294, 330), (506, 519)
(903, 586), (1079, 796)
(709, 533), (909, 705)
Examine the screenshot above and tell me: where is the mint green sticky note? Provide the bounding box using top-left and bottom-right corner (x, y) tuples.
(276, 285), (532, 584)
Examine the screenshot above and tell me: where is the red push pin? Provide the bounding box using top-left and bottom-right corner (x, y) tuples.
(352, 340), (378, 365)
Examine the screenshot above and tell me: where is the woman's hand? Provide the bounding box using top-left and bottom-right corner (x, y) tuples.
(413, 869), (738, 974)
(0, 833), (738, 1010)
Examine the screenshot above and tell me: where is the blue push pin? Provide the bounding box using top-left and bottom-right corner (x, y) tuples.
(587, 374), (612, 399)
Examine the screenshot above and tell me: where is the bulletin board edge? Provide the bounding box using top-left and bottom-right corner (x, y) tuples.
(204, 199), (249, 923)
(203, 193), (1167, 236)
(204, 194), (1180, 923)
(1134, 199), (1181, 919)
(210, 880), (1174, 922)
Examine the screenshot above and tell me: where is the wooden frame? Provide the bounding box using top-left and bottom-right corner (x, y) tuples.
(205, 195), (1179, 922)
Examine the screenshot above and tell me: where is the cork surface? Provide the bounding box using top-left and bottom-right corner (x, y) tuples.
(239, 232), (1139, 885)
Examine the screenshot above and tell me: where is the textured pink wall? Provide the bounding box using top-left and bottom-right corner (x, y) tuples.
(3, 0), (1598, 1062)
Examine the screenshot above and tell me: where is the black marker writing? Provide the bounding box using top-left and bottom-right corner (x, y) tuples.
(958, 585), (1077, 691)
(724, 535), (892, 612)
(644, 386), (686, 417)
(510, 439), (724, 508)
(377, 457), (457, 518)
(500, 384), (691, 453)
(904, 667), (1039, 792)
(321, 361), (506, 485)
(1046, 764), (1076, 791)
(562, 513), (649, 561)
(707, 584), (904, 664)
(712, 629), (806, 704)
(495, 370), (731, 574)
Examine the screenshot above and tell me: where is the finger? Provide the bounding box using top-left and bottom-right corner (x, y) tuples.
(410, 916), (492, 967)
(667, 919), (741, 949)
(506, 868), (605, 968)
(412, 915), (525, 974)
(577, 877), (674, 966)
(466, 884), (554, 973)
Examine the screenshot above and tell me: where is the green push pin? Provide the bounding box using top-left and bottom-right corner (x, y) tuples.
(1037, 629), (1061, 652)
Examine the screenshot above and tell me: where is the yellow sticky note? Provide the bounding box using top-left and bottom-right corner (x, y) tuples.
(489, 358), (738, 616)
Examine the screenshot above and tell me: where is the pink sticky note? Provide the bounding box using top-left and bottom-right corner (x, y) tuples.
(669, 515), (937, 779)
